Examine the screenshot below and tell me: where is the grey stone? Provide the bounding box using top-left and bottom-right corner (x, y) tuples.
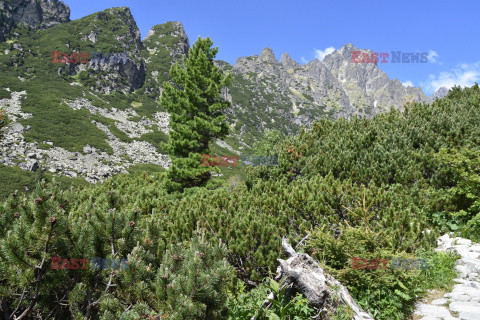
(432, 86), (450, 100)
(26, 160), (38, 172)
(431, 298), (448, 305)
(414, 304), (459, 319)
(280, 53), (300, 69)
(470, 245), (480, 253)
(260, 47), (278, 64)
(448, 301), (480, 320)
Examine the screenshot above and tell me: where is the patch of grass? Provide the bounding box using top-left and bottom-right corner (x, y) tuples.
(138, 129), (169, 153)
(0, 88), (11, 99)
(0, 163), (90, 202)
(125, 163), (166, 176)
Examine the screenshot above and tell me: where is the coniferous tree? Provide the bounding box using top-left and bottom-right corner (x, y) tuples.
(160, 37), (231, 193)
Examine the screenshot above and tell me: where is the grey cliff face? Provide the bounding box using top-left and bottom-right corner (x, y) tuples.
(260, 47), (278, 64)
(321, 44), (431, 115)
(0, 0), (70, 41)
(59, 7), (146, 94)
(142, 21), (190, 97)
(144, 21), (189, 59)
(223, 44), (433, 137)
(280, 53), (300, 69)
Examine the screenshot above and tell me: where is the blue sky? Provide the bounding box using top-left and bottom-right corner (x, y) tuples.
(64, 0), (479, 96)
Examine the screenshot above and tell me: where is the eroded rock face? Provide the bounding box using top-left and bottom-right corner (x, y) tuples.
(57, 7), (147, 94)
(322, 43), (431, 116)
(144, 21), (189, 59)
(82, 52), (146, 94)
(229, 44), (431, 126)
(0, 0), (70, 41)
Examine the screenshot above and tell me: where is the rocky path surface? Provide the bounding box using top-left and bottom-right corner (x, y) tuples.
(413, 234), (480, 320)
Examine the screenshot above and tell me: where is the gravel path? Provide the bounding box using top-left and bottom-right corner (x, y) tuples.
(413, 234), (480, 320)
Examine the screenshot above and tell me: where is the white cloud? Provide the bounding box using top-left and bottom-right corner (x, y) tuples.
(423, 61), (480, 94)
(314, 46), (335, 61)
(402, 80), (414, 87)
(427, 50), (440, 64)
(300, 56), (308, 64)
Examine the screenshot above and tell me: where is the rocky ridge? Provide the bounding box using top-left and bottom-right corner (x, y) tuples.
(0, 4), (443, 187)
(0, 90), (171, 183)
(227, 43), (431, 130)
(0, 0), (70, 42)
(58, 7), (146, 94)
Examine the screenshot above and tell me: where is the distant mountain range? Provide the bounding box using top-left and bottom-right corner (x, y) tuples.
(0, 0), (451, 184)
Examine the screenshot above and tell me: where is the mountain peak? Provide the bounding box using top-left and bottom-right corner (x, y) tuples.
(145, 21), (187, 41)
(260, 47), (278, 64)
(280, 53), (299, 69)
(144, 21), (189, 58)
(432, 86), (450, 100)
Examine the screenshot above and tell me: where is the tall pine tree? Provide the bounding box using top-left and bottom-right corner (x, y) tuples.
(161, 37), (231, 193)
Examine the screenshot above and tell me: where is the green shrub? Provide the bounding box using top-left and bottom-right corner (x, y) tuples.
(0, 88), (11, 99)
(227, 278), (315, 320)
(306, 224), (458, 319)
(0, 178), (235, 319)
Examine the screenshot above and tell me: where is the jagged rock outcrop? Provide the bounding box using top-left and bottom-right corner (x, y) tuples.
(59, 7), (146, 94)
(432, 86), (450, 100)
(260, 47), (279, 64)
(144, 21), (189, 59)
(280, 52), (300, 69)
(221, 43), (433, 139)
(142, 21), (190, 97)
(322, 43), (431, 116)
(0, 0), (70, 41)
(79, 52), (146, 94)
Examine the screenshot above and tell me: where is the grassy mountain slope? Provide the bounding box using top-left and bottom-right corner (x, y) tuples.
(1, 85), (478, 319)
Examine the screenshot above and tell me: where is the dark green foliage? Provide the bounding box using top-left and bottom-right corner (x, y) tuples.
(124, 163), (166, 176)
(251, 129), (285, 157)
(139, 129), (169, 153)
(0, 179), (235, 319)
(0, 88), (11, 99)
(307, 224), (458, 319)
(0, 163), (90, 202)
(246, 84), (480, 231)
(1, 15), (479, 318)
(161, 37), (231, 192)
(227, 278), (315, 319)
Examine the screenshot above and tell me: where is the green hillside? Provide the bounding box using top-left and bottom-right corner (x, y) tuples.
(1, 85), (478, 319)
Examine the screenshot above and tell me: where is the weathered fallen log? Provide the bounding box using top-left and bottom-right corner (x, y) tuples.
(255, 238), (374, 320)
